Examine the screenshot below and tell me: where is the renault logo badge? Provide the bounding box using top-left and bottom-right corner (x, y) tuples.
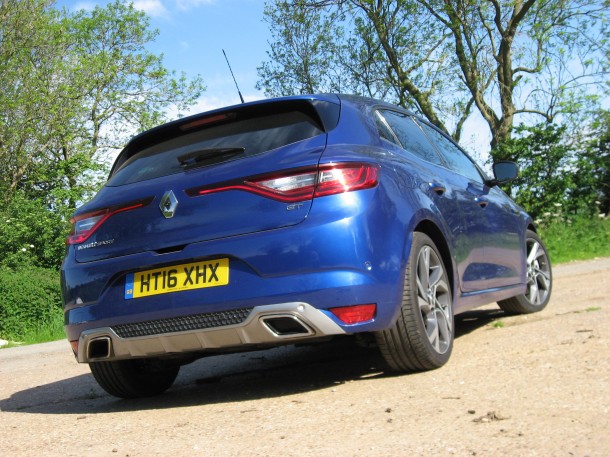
(159, 190), (178, 218)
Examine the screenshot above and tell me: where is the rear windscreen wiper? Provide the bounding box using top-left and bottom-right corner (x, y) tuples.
(178, 147), (245, 170)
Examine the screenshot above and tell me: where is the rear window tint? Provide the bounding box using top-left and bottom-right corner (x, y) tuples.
(107, 111), (324, 186)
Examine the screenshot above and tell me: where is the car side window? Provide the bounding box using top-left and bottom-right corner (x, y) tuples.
(374, 112), (400, 145)
(378, 110), (444, 166)
(417, 121), (484, 183)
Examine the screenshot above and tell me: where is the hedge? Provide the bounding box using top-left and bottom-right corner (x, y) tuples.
(0, 266), (63, 340)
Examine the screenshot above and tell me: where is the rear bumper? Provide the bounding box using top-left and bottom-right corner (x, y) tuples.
(75, 302), (346, 363)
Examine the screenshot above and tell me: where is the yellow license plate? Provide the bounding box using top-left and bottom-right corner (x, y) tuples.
(124, 258), (229, 299)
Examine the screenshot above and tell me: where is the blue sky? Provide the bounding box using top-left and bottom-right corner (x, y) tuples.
(66, 0), (271, 114)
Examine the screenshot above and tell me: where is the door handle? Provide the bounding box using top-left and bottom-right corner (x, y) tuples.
(428, 182), (446, 196)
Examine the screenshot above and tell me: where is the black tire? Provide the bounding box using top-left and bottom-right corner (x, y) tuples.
(375, 232), (453, 372)
(89, 358), (180, 399)
(498, 230), (552, 314)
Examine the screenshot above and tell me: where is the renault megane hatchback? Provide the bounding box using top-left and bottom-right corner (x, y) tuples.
(61, 94), (552, 398)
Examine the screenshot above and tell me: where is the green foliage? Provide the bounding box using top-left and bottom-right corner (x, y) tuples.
(538, 215), (610, 264)
(0, 191), (69, 270)
(257, 1), (345, 96)
(4, 310), (65, 346)
(494, 123), (574, 219)
(0, 266), (63, 341)
(259, 0), (460, 135)
(0, 1), (205, 199)
(572, 110), (610, 216)
(0, 0), (206, 344)
(0, 0), (205, 271)
(494, 117), (610, 221)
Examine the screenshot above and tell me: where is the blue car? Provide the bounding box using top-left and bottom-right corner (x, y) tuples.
(61, 94), (552, 398)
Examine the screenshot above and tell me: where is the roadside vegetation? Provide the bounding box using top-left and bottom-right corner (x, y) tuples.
(539, 216), (610, 264)
(0, 0), (204, 346)
(1, 0), (608, 345)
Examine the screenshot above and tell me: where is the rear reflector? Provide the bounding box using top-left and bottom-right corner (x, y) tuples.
(329, 304), (376, 324)
(187, 163), (379, 203)
(70, 340), (79, 357)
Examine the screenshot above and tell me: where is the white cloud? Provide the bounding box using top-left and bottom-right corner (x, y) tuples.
(175, 0), (216, 11)
(131, 0), (214, 18)
(166, 91), (261, 121)
(133, 0), (169, 17)
(184, 95), (235, 116)
(72, 2), (96, 11)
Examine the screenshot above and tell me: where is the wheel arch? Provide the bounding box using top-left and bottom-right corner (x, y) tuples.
(413, 219), (455, 299)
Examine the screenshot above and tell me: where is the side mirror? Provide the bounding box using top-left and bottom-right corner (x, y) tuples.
(488, 161), (518, 186)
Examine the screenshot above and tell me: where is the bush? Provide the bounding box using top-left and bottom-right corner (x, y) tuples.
(0, 266), (63, 341)
(493, 123), (573, 220)
(0, 192), (69, 270)
(494, 117), (610, 221)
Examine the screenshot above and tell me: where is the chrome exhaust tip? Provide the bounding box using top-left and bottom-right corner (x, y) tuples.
(260, 316), (313, 337)
(87, 336), (111, 360)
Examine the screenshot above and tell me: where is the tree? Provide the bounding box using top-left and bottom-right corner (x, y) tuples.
(572, 110), (610, 216)
(257, 1), (346, 95)
(0, 0), (60, 197)
(493, 112), (610, 220)
(0, 0), (205, 268)
(258, 0), (609, 149)
(494, 123), (573, 219)
(0, 0), (205, 213)
(258, 1), (465, 137)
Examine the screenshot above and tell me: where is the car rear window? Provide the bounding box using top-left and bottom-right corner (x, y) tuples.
(107, 110), (324, 186)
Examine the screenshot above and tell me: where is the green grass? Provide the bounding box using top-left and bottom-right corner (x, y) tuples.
(538, 215), (610, 264)
(3, 310), (64, 346)
(585, 306), (602, 312)
(20, 311), (65, 344)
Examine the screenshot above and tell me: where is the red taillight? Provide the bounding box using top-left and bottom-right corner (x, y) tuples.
(246, 169), (319, 202)
(66, 198), (152, 245)
(187, 163), (379, 202)
(67, 209), (108, 245)
(314, 164), (379, 198)
(329, 304), (377, 324)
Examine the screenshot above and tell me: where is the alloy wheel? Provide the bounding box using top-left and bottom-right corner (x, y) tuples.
(415, 245), (452, 354)
(524, 238), (552, 306)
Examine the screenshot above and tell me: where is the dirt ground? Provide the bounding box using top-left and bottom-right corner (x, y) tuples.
(1, 258), (609, 457)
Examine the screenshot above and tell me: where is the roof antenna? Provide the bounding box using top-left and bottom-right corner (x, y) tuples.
(222, 49), (245, 104)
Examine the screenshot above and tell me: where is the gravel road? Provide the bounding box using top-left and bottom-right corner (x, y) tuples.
(1, 257), (609, 456)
